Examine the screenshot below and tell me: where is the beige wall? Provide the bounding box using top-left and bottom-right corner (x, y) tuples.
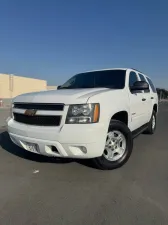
(0, 74), (47, 98)
(47, 86), (57, 90)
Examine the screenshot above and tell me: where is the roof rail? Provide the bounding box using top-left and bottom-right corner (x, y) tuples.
(131, 68), (143, 74)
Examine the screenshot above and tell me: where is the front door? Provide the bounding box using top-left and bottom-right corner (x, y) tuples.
(128, 71), (147, 131)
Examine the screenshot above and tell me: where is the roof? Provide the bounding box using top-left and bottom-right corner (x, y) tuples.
(84, 68), (127, 73)
(83, 68), (145, 74)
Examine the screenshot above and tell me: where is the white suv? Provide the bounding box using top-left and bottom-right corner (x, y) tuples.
(8, 68), (158, 170)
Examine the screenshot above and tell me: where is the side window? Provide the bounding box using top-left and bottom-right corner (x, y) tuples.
(129, 71), (138, 88)
(146, 77), (157, 93)
(139, 74), (146, 82)
(139, 74), (150, 93)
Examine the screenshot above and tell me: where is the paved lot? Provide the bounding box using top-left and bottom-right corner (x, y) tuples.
(0, 104), (168, 225)
(0, 108), (10, 127)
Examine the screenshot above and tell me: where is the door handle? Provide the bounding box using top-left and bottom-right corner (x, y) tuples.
(151, 97), (154, 99)
(142, 98), (146, 101)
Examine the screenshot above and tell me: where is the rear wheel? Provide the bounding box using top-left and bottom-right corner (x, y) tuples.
(145, 111), (156, 134)
(93, 120), (133, 170)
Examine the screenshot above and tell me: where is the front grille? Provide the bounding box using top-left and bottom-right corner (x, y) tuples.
(13, 113), (61, 126)
(14, 103), (64, 111)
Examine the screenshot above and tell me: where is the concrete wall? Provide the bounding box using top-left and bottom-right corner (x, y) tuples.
(47, 86), (57, 90)
(0, 74), (10, 98)
(0, 74), (47, 98)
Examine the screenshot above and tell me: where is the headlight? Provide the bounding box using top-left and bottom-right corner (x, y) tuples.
(66, 103), (100, 124)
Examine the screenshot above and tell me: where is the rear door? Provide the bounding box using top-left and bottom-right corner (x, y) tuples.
(138, 73), (152, 123)
(128, 71), (147, 131)
(146, 76), (158, 114)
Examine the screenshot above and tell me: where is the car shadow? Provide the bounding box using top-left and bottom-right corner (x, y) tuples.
(0, 131), (73, 164)
(0, 131), (97, 169)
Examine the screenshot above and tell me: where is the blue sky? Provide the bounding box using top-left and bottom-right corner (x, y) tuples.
(0, 0), (168, 88)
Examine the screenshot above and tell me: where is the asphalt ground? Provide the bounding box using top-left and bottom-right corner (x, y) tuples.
(0, 108), (9, 127)
(0, 104), (168, 225)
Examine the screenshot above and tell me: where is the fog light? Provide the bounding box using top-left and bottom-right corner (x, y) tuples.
(51, 146), (59, 154)
(79, 146), (87, 154)
(69, 146), (87, 155)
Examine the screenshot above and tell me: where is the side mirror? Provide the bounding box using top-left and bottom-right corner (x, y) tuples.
(130, 81), (149, 91)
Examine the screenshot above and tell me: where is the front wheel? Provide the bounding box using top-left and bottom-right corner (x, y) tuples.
(93, 120), (133, 170)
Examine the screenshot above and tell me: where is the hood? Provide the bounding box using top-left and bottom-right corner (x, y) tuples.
(13, 88), (111, 104)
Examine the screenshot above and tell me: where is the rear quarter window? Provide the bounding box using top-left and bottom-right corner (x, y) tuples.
(146, 77), (157, 93)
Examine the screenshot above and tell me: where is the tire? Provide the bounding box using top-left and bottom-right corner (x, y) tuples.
(145, 111), (156, 134)
(92, 120), (133, 170)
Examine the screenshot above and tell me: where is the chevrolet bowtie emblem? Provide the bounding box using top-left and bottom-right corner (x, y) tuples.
(24, 109), (37, 116)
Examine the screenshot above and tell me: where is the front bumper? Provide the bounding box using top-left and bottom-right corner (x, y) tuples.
(7, 119), (108, 158)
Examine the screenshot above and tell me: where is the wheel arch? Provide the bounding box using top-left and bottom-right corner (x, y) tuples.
(153, 104), (158, 113)
(110, 111), (129, 126)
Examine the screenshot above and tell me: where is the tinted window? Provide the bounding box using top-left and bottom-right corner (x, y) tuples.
(139, 74), (149, 93)
(61, 73), (95, 89)
(95, 70), (125, 88)
(139, 74), (146, 82)
(146, 77), (156, 93)
(129, 72), (138, 88)
(60, 70), (126, 89)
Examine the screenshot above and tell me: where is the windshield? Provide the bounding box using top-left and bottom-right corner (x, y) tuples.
(59, 70), (126, 89)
